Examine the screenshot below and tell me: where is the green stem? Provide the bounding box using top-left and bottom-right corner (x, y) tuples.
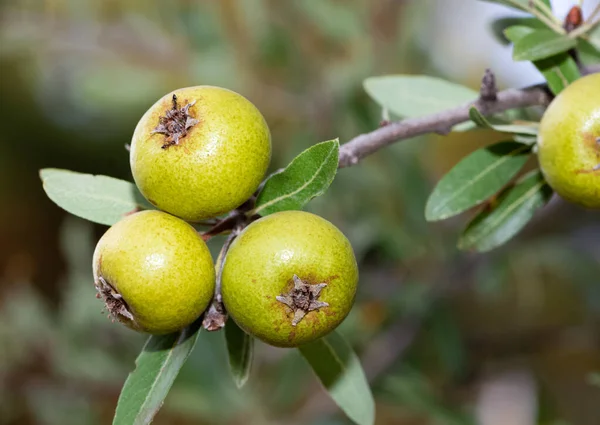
(531, 0), (562, 26)
(504, 0), (565, 33)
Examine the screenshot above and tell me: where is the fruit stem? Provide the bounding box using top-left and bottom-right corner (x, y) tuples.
(202, 220), (244, 331)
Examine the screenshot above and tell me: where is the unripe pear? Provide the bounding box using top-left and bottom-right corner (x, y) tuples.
(221, 211), (358, 347)
(93, 210), (215, 334)
(538, 73), (600, 209)
(130, 86), (272, 221)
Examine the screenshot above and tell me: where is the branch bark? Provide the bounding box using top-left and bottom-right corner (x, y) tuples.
(338, 64), (600, 168)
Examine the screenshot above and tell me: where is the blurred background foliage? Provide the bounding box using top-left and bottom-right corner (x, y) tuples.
(1, 0), (599, 424)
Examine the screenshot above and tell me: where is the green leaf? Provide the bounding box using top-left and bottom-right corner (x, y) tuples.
(590, 23), (600, 50)
(469, 107), (539, 135)
(534, 53), (581, 95)
(512, 29), (577, 61)
(224, 320), (254, 388)
(363, 75), (478, 124)
(491, 17), (545, 45)
(40, 169), (152, 226)
(577, 38), (600, 66)
(113, 321), (202, 425)
(254, 139), (339, 216)
(504, 25), (537, 41)
(504, 26), (581, 94)
(299, 331), (375, 425)
(425, 141), (531, 221)
(458, 170), (553, 252)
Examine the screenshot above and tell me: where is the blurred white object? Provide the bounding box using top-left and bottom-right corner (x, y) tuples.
(475, 367), (538, 425)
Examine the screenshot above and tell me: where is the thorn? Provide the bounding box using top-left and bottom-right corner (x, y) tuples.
(125, 143), (131, 152)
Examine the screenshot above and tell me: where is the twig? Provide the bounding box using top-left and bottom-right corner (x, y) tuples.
(338, 65), (600, 168)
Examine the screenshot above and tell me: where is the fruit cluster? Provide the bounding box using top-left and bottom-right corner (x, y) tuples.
(93, 86), (358, 347)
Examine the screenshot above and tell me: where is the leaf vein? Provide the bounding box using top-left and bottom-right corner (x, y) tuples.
(466, 180), (545, 246)
(254, 145), (336, 214)
(432, 144), (529, 217)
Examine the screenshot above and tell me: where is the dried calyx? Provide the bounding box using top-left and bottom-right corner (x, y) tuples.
(152, 94), (199, 149)
(95, 276), (134, 322)
(276, 274), (329, 326)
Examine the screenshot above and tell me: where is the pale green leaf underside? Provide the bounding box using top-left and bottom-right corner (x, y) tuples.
(113, 323), (202, 425)
(225, 320), (254, 388)
(458, 170), (553, 252)
(426, 141), (531, 221)
(40, 168), (152, 226)
(255, 139), (339, 216)
(364, 75), (478, 130)
(299, 331), (375, 425)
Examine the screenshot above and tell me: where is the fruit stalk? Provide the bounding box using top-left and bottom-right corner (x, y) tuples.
(202, 223), (243, 331)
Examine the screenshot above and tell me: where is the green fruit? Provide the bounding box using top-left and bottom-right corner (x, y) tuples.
(130, 86), (271, 221)
(538, 73), (600, 209)
(221, 211), (358, 347)
(92, 210), (215, 334)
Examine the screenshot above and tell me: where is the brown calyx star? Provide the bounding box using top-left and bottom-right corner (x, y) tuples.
(95, 276), (134, 322)
(152, 94), (199, 149)
(276, 275), (329, 326)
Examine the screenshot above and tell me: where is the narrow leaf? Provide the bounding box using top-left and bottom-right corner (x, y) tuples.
(512, 29), (577, 61)
(425, 141), (531, 221)
(225, 320), (254, 388)
(590, 23), (600, 50)
(533, 52), (581, 95)
(505, 26), (581, 94)
(299, 331), (375, 425)
(113, 322), (202, 425)
(40, 168), (152, 226)
(364, 75), (478, 121)
(469, 107), (539, 135)
(254, 140), (339, 216)
(504, 25), (537, 41)
(577, 38), (600, 66)
(458, 170), (553, 252)
(491, 17), (544, 45)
